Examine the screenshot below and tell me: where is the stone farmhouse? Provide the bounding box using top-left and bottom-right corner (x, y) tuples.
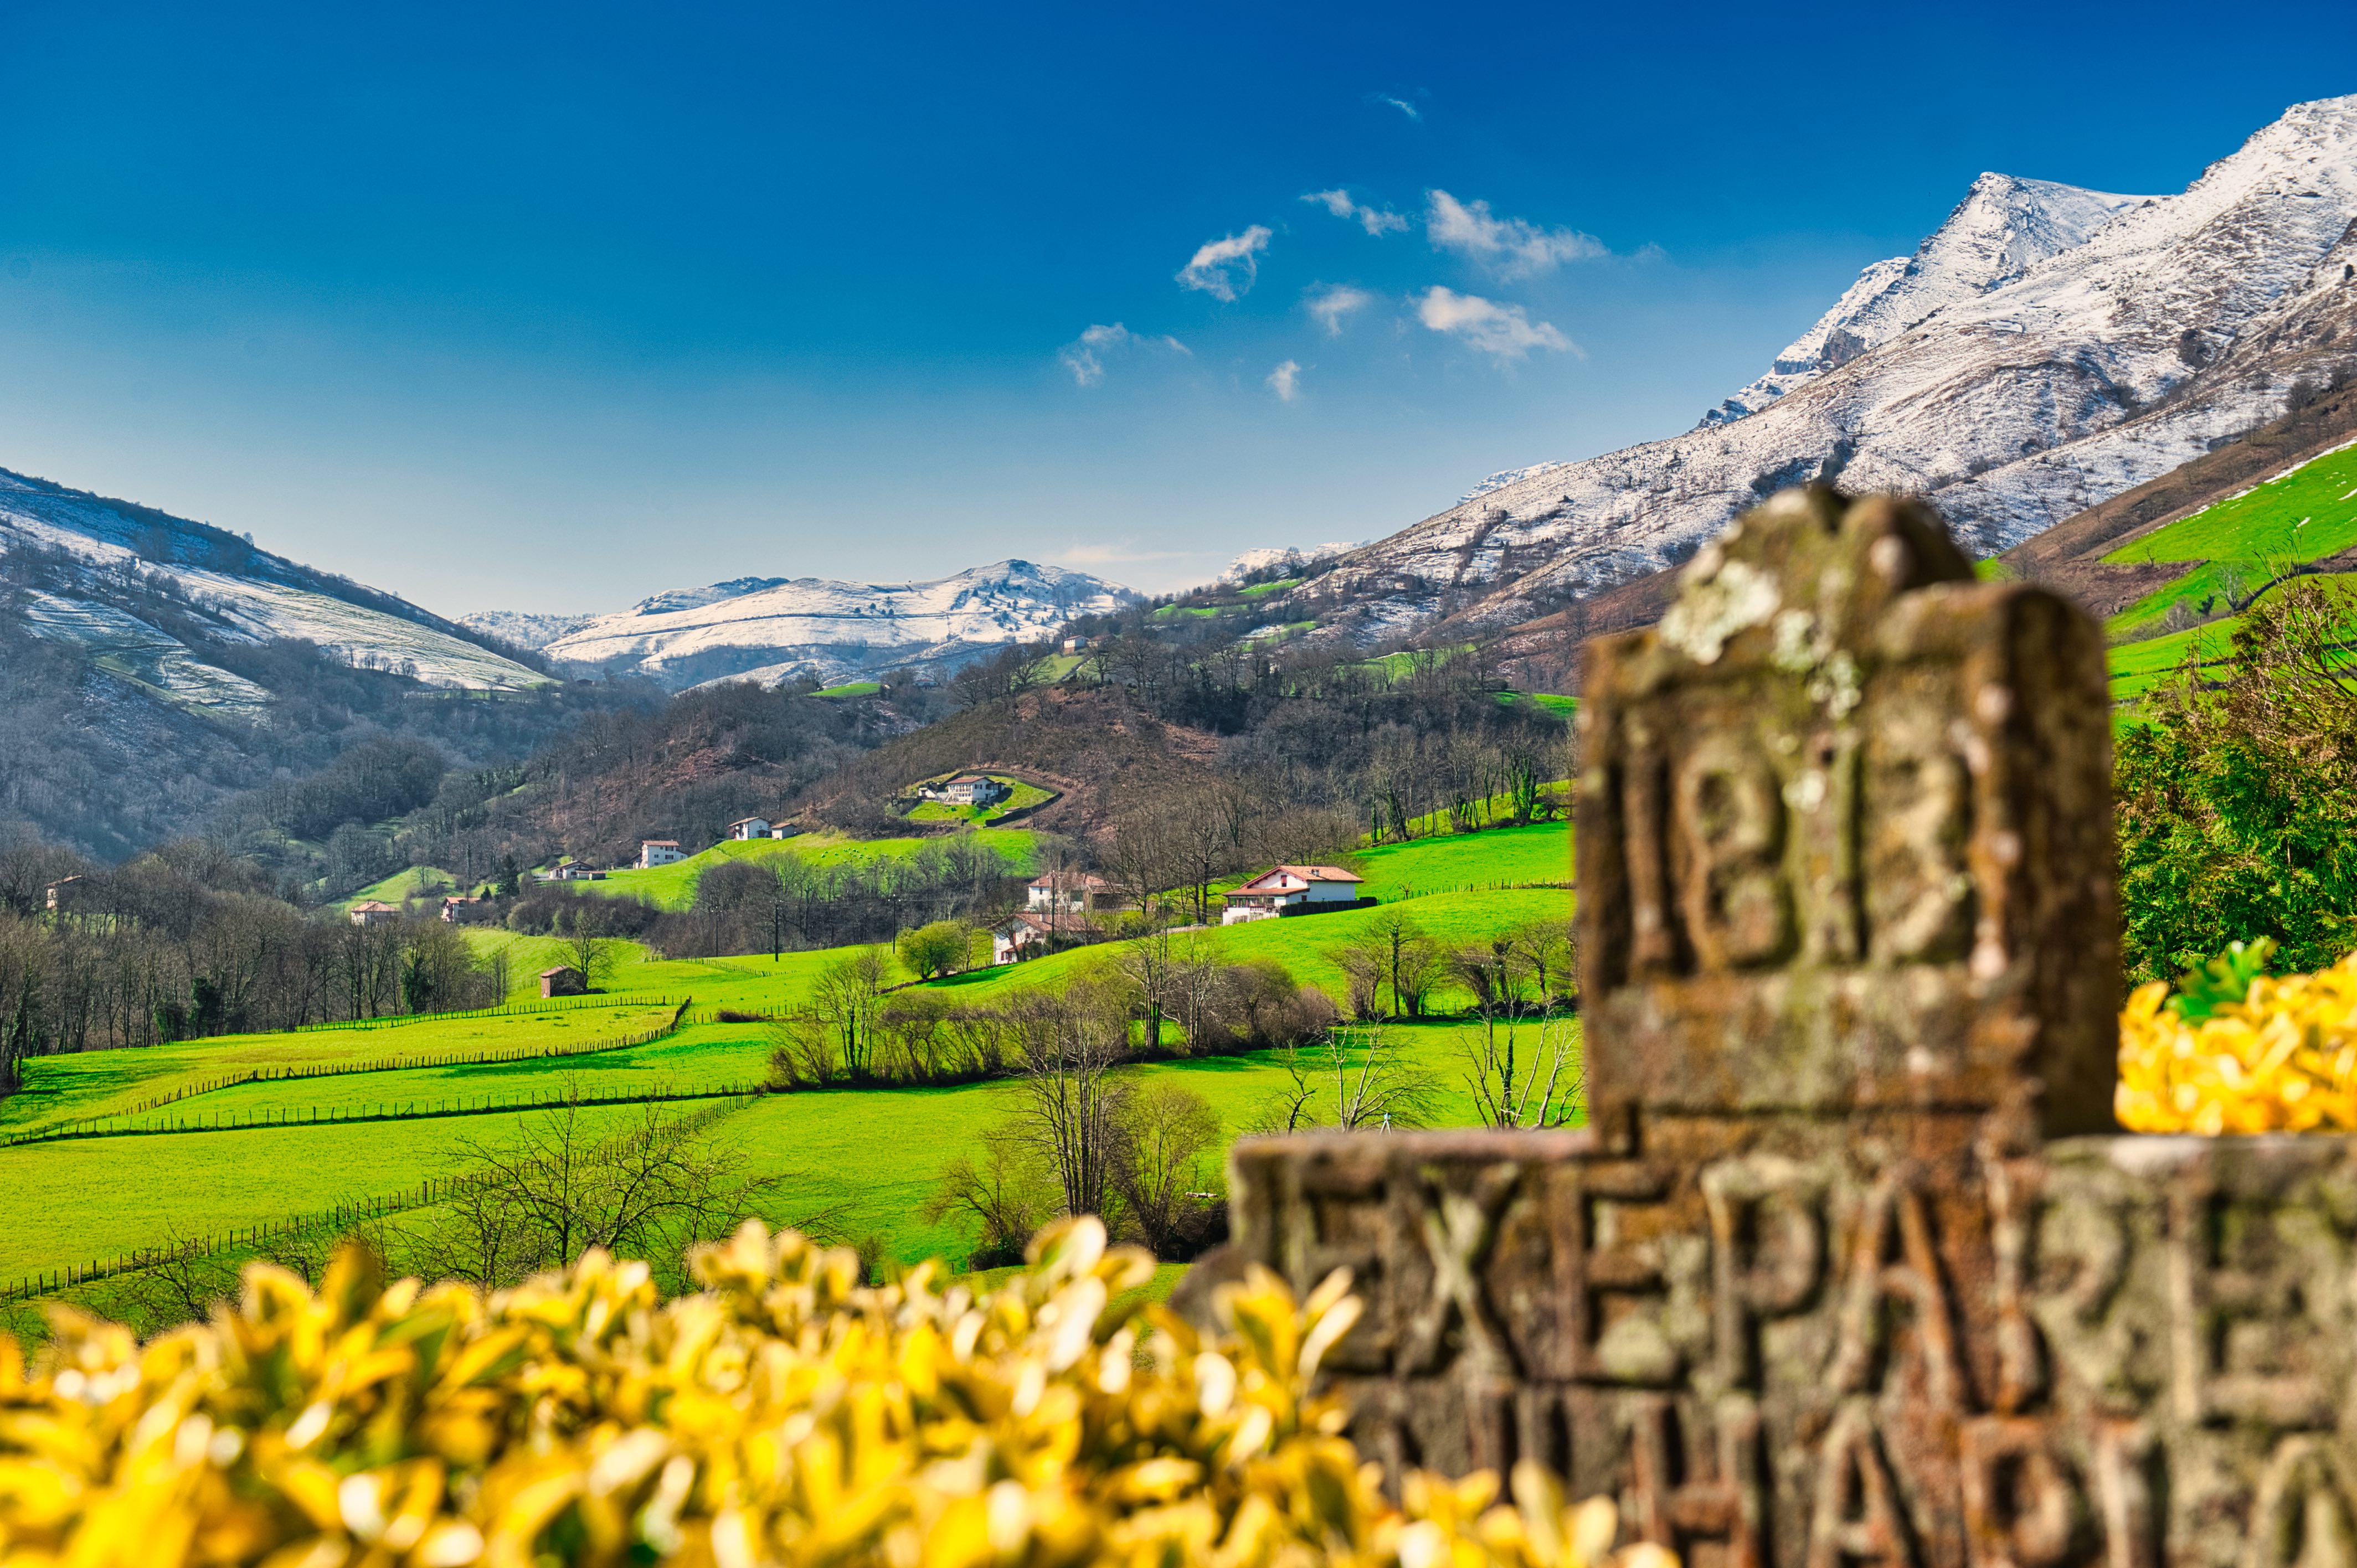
(346, 900), (402, 927)
(538, 966), (585, 999)
(1219, 864), (1364, 924)
(919, 773), (1009, 808)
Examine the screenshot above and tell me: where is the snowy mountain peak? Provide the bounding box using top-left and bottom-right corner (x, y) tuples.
(1308, 94), (2357, 640)
(514, 559), (1136, 689)
(1700, 171), (2153, 426)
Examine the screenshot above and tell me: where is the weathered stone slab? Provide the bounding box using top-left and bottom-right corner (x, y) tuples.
(1577, 487), (2118, 1138)
(1203, 489), (2357, 1568)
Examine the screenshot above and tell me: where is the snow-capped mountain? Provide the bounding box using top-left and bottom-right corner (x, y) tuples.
(1300, 94), (2357, 638)
(0, 468), (544, 716)
(487, 560), (1136, 689)
(1221, 543), (1360, 582)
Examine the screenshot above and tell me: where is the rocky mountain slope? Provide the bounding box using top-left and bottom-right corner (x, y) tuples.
(474, 560), (1135, 689)
(1290, 94), (2357, 643)
(0, 468), (544, 715)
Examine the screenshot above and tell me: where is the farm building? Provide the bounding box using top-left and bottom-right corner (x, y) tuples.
(539, 864), (606, 883)
(990, 910), (1055, 965)
(43, 876), (84, 913)
(1062, 636), (1092, 653)
(438, 896), (480, 923)
(919, 773), (1009, 807)
(1220, 864), (1365, 925)
(638, 840), (685, 869)
(539, 966), (586, 998)
(347, 900), (402, 927)
(726, 817), (771, 840)
(1026, 871), (1114, 914)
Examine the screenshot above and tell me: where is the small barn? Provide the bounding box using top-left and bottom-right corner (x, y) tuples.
(539, 966), (586, 998)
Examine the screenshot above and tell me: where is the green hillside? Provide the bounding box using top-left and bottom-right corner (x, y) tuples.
(572, 827), (1041, 910)
(2105, 442), (2357, 641)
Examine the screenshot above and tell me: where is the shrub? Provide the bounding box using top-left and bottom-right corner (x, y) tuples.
(0, 1221), (1672, 1568)
(2118, 942), (2357, 1133)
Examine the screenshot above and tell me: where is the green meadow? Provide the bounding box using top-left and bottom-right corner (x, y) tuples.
(0, 821), (1574, 1312)
(577, 828), (1039, 910)
(2103, 441), (2357, 642)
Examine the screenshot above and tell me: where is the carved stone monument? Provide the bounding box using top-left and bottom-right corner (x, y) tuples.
(1212, 488), (2357, 1568)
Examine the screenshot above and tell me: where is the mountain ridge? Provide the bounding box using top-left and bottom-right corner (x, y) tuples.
(1284, 94), (2357, 646)
(470, 559), (1138, 690)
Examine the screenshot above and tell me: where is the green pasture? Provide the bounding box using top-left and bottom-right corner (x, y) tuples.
(0, 999), (687, 1139)
(341, 865), (470, 910)
(814, 681), (882, 698)
(1353, 820), (1569, 899)
(1236, 578), (1300, 599)
(0, 1015), (1563, 1291)
(2104, 443), (2357, 640)
(578, 829), (1039, 911)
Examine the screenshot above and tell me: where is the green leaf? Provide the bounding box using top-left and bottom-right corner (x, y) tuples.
(2166, 937), (2278, 1022)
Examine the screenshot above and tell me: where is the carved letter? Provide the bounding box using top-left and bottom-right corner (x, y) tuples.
(2244, 1437), (2357, 1568)
(1675, 739), (1793, 971)
(1704, 1155), (1830, 1391)
(1399, 1163), (1521, 1380)
(1828, 1170), (1966, 1411)
(1962, 1417), (2087, 1568)
(1808, 1400), (1918, 1568)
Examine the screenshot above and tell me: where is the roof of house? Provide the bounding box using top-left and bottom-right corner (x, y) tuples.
(349, 900), (400, 913)
(727, 817), (771, 827)
(1027, 871), (1109, 888)
(640, 839), (680, 847)
(945, 773), (993, 786)
(1232, 864), (1364, 894)
(994, 911), (1054, 935)
(539, 966), (581, 978)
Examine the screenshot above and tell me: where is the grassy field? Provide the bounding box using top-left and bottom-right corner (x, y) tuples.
(341, 865), (470, 910)
(573, 828), (1041, 910)
(0, 822), (1576, 1317)
(2103, 442), (2357, 641)
(0, 1015), (1557, 1291)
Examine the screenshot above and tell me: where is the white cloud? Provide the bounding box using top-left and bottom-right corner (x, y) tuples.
(1414, 287), (1574, 363)
(1375, 95), (1422, 122)
(1301, 188), (1407, 236)
(1305, 283), (1376, 337)
(1176, 225), (1273, 301)
(1059, 323), (1190, 386)
(1425, 190), (1604, 278)
(1267, 360), (1303, 401)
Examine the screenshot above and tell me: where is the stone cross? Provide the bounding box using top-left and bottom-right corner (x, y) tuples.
(1205, 488), (2357, 1568)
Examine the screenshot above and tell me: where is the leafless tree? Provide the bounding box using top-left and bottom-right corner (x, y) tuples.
(923, 1118), (1057, 1268)
(560, 904), (619, 990)
(1113, 1083), (1219, 1258)
(1460, 1012), (1582, 1129)
(410, 1090), (799, 1292)
(1012, 986), (1133, 1221)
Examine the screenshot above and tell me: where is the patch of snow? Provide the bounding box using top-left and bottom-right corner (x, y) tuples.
(1221, 543), (1360, 581)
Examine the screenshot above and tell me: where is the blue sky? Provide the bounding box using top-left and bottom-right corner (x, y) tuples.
(1, 2), (2351, 612)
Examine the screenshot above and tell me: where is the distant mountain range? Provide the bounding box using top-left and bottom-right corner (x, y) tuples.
(1284, 93), (2357, 642)
(465, 561), (1136, 690)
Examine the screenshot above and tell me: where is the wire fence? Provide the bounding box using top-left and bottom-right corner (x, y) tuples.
(0, 1090), (766, 1306)
(4, 1001), (694, 1147)
(277, 991), (688, 1035)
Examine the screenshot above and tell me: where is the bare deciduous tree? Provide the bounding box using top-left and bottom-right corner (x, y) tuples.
(1113, 1083), (1219, 1259)
(1460, 1013), (1582, 1129)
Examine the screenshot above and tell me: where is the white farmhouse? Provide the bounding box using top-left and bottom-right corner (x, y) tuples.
(1220, 864), (1365, 925)
(1026, 871), (1113, 914)
(638, 839), (686, 869)
(726, 817), (772, 840)
(919, 773), (1010, 808)
(990, 911), (1054, 965)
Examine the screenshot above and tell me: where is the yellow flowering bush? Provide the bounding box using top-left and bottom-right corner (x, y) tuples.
(0, 1218), (1675, 1568)
(2117, 947), (2357, 1133)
